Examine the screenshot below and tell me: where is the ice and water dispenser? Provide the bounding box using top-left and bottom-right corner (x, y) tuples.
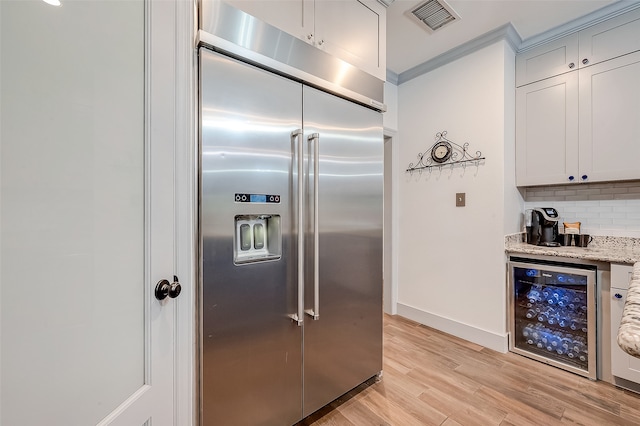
(233, 193), (282, 265)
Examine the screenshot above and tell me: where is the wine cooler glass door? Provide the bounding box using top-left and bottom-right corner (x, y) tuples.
(509, 260), (597, 379)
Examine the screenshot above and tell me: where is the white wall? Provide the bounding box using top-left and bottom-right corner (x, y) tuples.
(397, 41), (521, 351)
(383, 82), (398, 131)
(503, 44), (524, 236)
(383, 81), (399, 315)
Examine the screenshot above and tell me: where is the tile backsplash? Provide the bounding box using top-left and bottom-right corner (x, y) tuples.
(522, 181), (640, 237)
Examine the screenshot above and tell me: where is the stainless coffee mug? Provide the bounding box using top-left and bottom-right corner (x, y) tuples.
(575, 234), (593, 247)
(556, 234), (573, 246)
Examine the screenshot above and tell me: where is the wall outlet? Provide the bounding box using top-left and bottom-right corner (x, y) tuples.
(456, 192), (465, 207)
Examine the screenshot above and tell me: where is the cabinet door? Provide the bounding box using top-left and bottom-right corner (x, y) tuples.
(516, 34), (579, 87)
(315, 0), (386, 80)
(579, 51), (640, 182)
(224, 0), (314, 43)
(516, 72), (579, 186)
(611, 288), (640, 383)
(579, 7), (640, 68)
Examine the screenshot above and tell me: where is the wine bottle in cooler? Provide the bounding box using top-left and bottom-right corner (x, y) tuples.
(557, 292), (570, 307)
(542, 287), (551, 299)
(523, 324), (541, 347)
(575, 336), (588, 362)
(550, 333), (562, 351)
(569, 314), (584, 332)
(537, 309), (548, 323)
(571, 336), (586, 356)
(540, 331), (552, 351)
(526, 286), (542, 304)
(531, 323), (545, 348)
(557, 313), (568, 328)
(525, 309), (537, 319)
(552, 287), (565, 304)
(561, 334), (573, 351)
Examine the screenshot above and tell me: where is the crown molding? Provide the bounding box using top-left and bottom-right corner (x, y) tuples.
(397, 23), (521, 85)
(390, 0), (640, 85)
(518, 0), (640, 52)
(386, 69), (399, 85)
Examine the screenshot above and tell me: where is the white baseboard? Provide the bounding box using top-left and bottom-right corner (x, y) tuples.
(396, 303), (509, 353)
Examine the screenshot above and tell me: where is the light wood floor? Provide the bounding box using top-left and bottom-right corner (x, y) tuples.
(300, 314), (640, 426)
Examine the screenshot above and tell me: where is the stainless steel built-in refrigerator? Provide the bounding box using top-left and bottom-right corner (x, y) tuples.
(199, 46), (383, 425)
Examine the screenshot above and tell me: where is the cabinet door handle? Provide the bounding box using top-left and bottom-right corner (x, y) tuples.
(568, 175), (575, 181)
(581, 175), (588, 181)
(582, 58), (589, 65)
(614, 293), (623, 299)
(568, 62), (575, 69)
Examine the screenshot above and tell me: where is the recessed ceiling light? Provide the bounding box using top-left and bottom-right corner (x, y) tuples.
(42, 0), (62, 6)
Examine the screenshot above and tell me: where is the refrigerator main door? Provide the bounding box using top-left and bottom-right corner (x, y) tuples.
(302, 86), (383, 417)
(200, 49), (303, 425)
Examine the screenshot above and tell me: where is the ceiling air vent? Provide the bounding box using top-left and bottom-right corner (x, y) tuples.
(376, 0), (395, 7)
(411, 0), (460, 32)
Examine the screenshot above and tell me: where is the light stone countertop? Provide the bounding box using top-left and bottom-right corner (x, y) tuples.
(505, 233), (640, 360)
(617, 263), (640, 359)
(504, 233), (640, 264)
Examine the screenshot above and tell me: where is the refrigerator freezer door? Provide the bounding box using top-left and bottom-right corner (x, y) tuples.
(200, 49), (303, 425)
(302, 86), (383, 417)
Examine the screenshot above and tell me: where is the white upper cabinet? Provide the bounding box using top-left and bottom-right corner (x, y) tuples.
(516, 7), (640, 87)
(223, 0), (314, 43)
(224, 0), (387, 80)
(515, 7), (640, 186)
(516, 34), (579, 87)
(579, 8), (640, 68)
(579, 51), (640, 182)
(315, 0), (385, 80)
(516, 72), (579, 186)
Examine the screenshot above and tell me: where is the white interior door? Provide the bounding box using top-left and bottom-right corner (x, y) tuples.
(0, 1), (191, 425)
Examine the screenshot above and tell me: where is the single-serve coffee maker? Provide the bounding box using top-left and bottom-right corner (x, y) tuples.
(525, 207), (560, 246)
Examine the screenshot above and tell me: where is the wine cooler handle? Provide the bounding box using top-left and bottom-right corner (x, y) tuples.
(306, 133), (320, 321)
(289, 129), (304, 326)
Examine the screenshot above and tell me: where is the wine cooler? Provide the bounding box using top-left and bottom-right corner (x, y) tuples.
(508, 257), (597, 379)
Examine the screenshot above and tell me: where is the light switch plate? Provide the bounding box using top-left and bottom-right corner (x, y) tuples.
(456, 192), (465, 207)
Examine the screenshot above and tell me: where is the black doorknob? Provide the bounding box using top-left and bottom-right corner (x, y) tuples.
(169, 275), (182, 298)
(155, 279), (170, 300)
(155, 276), (182, 301)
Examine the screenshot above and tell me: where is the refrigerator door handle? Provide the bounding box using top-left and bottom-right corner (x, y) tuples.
(289, 129), (304, 326)
(305, 133), (320, 321)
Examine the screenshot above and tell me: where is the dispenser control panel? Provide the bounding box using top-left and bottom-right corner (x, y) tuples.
(235, 193), (280, 203)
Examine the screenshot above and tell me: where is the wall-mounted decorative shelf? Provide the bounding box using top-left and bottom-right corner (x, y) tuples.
(406, 131), (485, 174)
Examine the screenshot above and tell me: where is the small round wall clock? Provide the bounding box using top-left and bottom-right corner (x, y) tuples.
(431, 141), (452, 163)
